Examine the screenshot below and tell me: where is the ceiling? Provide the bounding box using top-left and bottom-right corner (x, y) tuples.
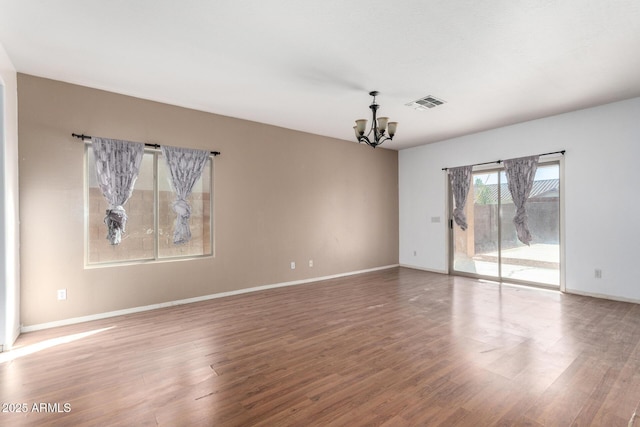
(1, 1), (639, 150)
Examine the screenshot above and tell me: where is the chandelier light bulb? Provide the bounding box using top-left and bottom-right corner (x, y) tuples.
(377, 117), (389, 132)
(355, 119), (367, 135)
(387, 122), (398, 137)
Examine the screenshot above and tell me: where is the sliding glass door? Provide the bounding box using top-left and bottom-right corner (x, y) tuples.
(452, 170), (501, 278)
(450, 162), (561, 287)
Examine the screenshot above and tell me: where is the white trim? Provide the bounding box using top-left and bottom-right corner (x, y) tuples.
(400, 264), (447, 275)
(0, 324), (20, 352)
(558, 155), (566, 293)
(20, 264), (399, 333)
(443, 169), (450, 275)
(565, 288), (640, 305)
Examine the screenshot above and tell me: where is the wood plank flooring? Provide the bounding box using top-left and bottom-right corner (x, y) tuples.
(2, 267), (640, 426)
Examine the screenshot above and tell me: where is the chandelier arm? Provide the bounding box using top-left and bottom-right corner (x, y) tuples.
(365, 127), (375, 138)
(376, 136), (392, 146)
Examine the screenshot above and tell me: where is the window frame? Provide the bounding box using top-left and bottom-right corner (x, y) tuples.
(84, 144), (215, 268)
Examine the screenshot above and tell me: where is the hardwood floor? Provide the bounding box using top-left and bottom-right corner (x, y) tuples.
(2, 267), (640, 426)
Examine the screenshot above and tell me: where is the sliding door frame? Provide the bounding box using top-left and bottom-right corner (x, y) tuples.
(447, 157), (565, 292)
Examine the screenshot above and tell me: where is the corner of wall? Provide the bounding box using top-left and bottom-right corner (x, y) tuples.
(0, 40), (20, 350)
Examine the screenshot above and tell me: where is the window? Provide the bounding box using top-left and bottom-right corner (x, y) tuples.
(86, 146), (213, 265)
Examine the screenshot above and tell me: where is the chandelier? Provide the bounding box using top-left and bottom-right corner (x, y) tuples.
(353, 91), (398, 148)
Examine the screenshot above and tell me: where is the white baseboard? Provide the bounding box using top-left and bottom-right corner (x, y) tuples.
(21, 264), (399, 333)
(564, 288), (640, 305)
(399, 266), (640, 305)
(399, 263), (448, 275)
(0, 325), (21, 353)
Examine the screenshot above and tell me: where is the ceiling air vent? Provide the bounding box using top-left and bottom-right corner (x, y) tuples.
(405, 95), (446, 111)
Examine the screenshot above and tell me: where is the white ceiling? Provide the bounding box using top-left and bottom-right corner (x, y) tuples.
(1, 0), (639, 150)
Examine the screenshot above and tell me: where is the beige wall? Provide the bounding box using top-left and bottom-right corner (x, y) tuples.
(18, 74), (398, 327)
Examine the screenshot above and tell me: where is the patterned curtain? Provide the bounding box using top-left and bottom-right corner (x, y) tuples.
(161, 145), (210, 245)
(91, 137), (144, 245)
(503, 155), (539, 245)
(448, 165), (473, 230)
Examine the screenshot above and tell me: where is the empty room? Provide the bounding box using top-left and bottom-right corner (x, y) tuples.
(1, 1), (640, 426)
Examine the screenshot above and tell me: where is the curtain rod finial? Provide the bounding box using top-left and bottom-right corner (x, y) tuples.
(72, 133), (91, 140)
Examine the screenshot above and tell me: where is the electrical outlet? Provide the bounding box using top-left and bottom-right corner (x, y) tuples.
(595, 269), (602, 279)
(290, 261), (296, 270)
(308, 260), (313, 267)
(57, 289), (67, 301)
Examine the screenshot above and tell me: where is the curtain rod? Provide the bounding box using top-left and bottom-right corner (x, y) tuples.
(441, 150), (564, 171)
(72, 133), (221, 156)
